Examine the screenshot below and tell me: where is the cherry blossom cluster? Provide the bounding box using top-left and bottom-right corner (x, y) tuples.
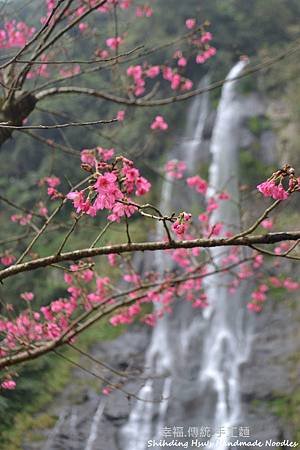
(110, 269), (210, 329)
(151, 115), (168, 131)
(247, 275), (300, 313)
(185, 19), (217, 64)
(257, 164), (300, 200)
(0, 252), (16, 267)
(0, 21), (35, 48)
(10, 214), (32, 226)
(187, 175), (208, 194)
(67, 149), (151, 221)
(165, 160), (187, 179)
(126, 62), (193, 97)
(135, 4), (153, 17)
(124, 16), (216, 99)
(27, 53), (50, 79)
(40, 175), (62, 200)
(0, 258), (209, 388)
(172, 212), (192, 238)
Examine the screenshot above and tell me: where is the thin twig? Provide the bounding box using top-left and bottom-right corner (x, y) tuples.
(0, 117), (117, 130)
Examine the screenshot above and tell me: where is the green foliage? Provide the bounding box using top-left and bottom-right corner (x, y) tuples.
(240, 149), (275, 186)
(268, 390), (300, 441)
(247, 116), (271, 137)
(0, 320), (126, 449)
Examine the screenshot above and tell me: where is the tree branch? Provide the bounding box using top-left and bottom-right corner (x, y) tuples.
(1, 231), (300, 282)
(35, 42), (300, 107)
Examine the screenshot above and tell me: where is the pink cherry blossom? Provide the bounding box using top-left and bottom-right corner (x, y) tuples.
(201, 32), (212, 43)
(106, 36), (123, 49)
(1, 254), (16, 266)
(102, 386), (112, 395)
(186, 175), (208, 194)
(81, 149), (95, 165)
(11, 214), (32, 226)
(135, 176), (151, 196)
(1, 380), (16, 390)
(269, 276), (282, 288)
(172, 212), (192, 238)
(251, 291), (266, 302)
(59, 64), (81, 79)
(181, 79), (193, 91)
(150, 115), (168, 131)
(45, 176), (60, 188)
(20, 292), (34, 302)
(206, 197), (219, 212)
(94, 172), (123, 210)
(257, 180), (276, 197)
(38, 202), (48, 217)
(253, 254), (264, 269)
(198, 213), (209, 223)
(193, 294), (208, 308)
(165, 160), (186, 179)
(120, 0), (132, 9)
(177, 56), (187, 67)
(218, 191), (231, 200)
(171, 248), (190, 267)
(247, 302), (262, 313)
(0, 21), (35, 49)
(162, 66), (173, 81)
(261, 218), (273, 230)
(145, 65), (160, 78)
(185, 18), (196, 29)
(208, 222), (223, 237)
(136, 5), (153, 17)
(97, 147), (115, 161)
(283, 278), (299, 291)
(66, 191), (91, 214)
(127, 64), (143, 79)
(108, 254), (117, 266)
(107, 199), (137, 222)
(272, 184), (289, 200)
(171, 73), (181, 90)
(78, 23), (88, 32)
(117, 110), (125, 121)
(196, 54), (206, 64)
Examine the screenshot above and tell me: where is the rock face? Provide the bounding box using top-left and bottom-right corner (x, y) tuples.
(22, 92), (300, 450)
(240, 296), (300, 447)
(23, 300), (300, 450)
(22, 325), (151, 450)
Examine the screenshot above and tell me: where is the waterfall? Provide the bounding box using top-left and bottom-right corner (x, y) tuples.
(120, 78), (210, 449)
(121, 62), (254, 450)
(84, 400), (106, 450)
(199, 60), (253, 450)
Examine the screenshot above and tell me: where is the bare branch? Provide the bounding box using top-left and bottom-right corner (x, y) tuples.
(1, 230), (300, 282)
(0, 117), (117, 130)
(35, 41), (300, 107)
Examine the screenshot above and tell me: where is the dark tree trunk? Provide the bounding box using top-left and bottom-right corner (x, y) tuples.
(0, 92), (37, 147)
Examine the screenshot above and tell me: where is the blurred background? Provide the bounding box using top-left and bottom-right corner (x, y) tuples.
(0, 1), (300, 449)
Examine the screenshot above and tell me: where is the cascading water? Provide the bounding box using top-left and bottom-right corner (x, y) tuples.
(121, 62), (254, 450)
(199, 60), (254, 449)
(121, 78), (210, 449)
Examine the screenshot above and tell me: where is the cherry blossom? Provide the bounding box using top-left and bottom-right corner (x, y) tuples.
(106, 36), (123, 50)
(172, 212), (192, 238)
(186, 175), (208, 194)
(1, 380), (16, 390)
(261, 218), (273, 230)
(150, 116), (168, 131)
(165, 160), (186, 179)
(185, 18), (196, 29)
(20, 292), (34, 302)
